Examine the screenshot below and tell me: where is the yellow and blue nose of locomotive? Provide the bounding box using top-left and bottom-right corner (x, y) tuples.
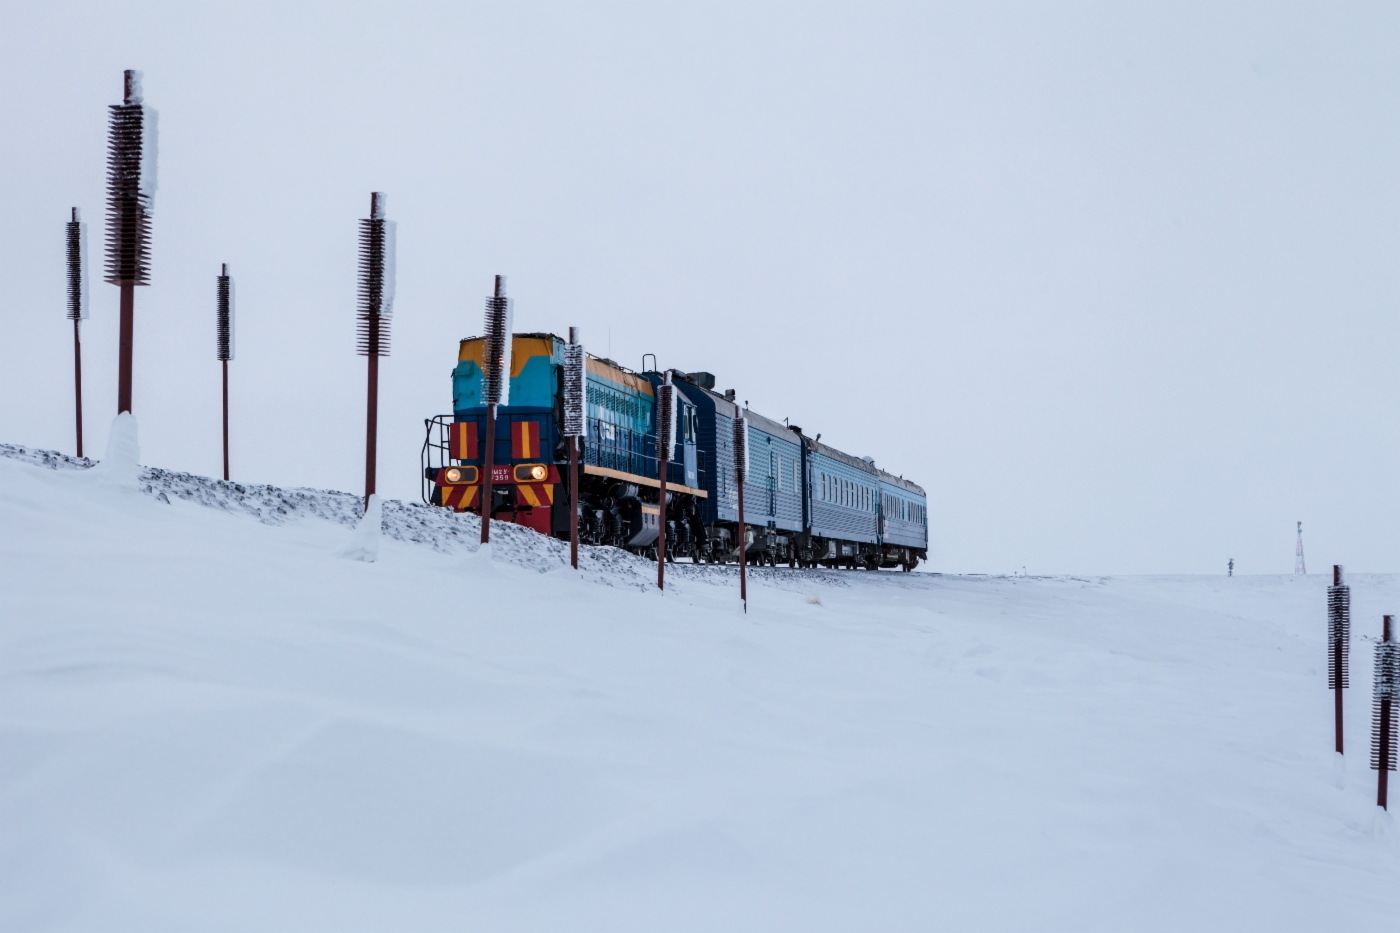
(432, 334), (564, 533)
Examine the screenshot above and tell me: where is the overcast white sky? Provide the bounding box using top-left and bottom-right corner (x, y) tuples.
(1, 1), (1396, 574)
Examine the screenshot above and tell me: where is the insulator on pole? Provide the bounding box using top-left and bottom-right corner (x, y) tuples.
(481, 276), (514, 405)
(732, 413), (749, 484)
(1328, 571), (1351, 690)
(66, 208), (88, 321)
(656, 374), (675, 464)
(105, 70), (157, 287)
(1373, 619), (1399, 778)
(562, 334), (586, 438)
(216, 263), (234, 361)
(355, 192), (396, 357)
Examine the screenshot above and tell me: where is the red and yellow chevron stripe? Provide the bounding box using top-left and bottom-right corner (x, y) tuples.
(442, 484), (479, 511)
(516, 482), (556, 508)
(449, 420), (478, 460)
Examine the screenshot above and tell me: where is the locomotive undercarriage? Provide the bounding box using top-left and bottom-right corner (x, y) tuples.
(570, 473), (707, 561)
(692, 526), (923, 572)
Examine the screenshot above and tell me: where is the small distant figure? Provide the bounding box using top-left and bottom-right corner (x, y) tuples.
(1228, 558), (1234, 577)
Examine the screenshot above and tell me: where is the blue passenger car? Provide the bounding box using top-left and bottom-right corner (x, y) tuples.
(806, 441), (881, 560)
(878, 470), (928, 569)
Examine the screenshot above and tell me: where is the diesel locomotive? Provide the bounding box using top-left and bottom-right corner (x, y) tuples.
(423, 332), (928, 570)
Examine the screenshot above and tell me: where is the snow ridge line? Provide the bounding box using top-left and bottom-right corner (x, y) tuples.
(0, 442), (661, 588)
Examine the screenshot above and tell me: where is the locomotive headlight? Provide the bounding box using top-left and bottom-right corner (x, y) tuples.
(529, 464), (547, 480)
(444, 468), (463, 483)
(514, 464), (548, 482)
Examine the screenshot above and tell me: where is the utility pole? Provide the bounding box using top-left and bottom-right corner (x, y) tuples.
(65, 207), (88, 456)
(1295, 521), (1306, 575)
(563, 328), (586, 569)
(1328, 566), (1350, 755)
(1374, 615), (1398, 809)
(734, 413), (749, 612)
(656, 372), (675, 591)
(356, 193), (395, 512)
(480, 275), (513, 544)
(215, 263), (234, 480)
(105, 69), (156, 416)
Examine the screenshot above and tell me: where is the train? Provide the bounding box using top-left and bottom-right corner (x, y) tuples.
(422, 332), (928, 570)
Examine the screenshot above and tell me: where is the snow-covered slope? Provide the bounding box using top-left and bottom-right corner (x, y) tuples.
(2, 441), (1398, 932)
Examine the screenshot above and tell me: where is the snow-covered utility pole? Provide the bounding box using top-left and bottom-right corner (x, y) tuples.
(1295, 522), (1306, 575)
(216, 264), (234, 481)
(562, 328), (586, 569)
(655, 372), (675, 591)
(356, 193), (396, 511)
(479, 275), (512, 544)
(105, 69), (157, 415)
(65, 207), (88, 457)
(1328, 565), (1350, 755)
(733, 413), (749, 612)
(1374, 615), (1398, 810)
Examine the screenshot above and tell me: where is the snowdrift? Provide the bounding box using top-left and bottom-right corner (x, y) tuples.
(2, 441), (1398, 932)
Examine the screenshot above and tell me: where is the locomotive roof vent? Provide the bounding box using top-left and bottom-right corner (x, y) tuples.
(862, 456), (877, 466)
(687, 372), (716, 391)
(724, 388), (736, 401)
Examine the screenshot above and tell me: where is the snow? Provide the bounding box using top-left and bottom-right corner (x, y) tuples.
(86, 412), (140, 489)
(335, 493), (382, 562)
(2, 443), (1399, 931)
(140, 105), (158, 209)
(381, 219), (396, 316)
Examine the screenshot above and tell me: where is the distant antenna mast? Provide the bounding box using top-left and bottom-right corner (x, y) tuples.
(1295, 521), (1306, 575)
(105, 69), (156, 415)
(562, 328), (586, 570)
(65, 207), (88, 457)
(216, 263), (234, 480)
(356, 192), (396, 511)
(479, 275), (513, 544)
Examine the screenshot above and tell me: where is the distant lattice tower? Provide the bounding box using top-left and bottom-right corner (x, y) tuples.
(1295, 521), (1307, 575)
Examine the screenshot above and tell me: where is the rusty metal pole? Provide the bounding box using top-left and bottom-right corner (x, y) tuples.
(657, 471), (668, 589)
(117, 284), (134, 413)
(657, 380), (669, 592)
(73, 319), (84, 457)
(479, 275), (512, 545)
(569, 435), (579, 569)
(737, 474), (747, 611)
(1377, 615), (1397, 810)
(364, 349), (378, 508)
(108, 70), (150, 416)
(355, 193), (394, 513)
(563, 327), (585, 570)
(216, 263), (233, 481)
(221, 359), (229, 481)
(481, 402), (496, 543)
(733, 413), (749, 613)
(66, 206), (88, 456)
